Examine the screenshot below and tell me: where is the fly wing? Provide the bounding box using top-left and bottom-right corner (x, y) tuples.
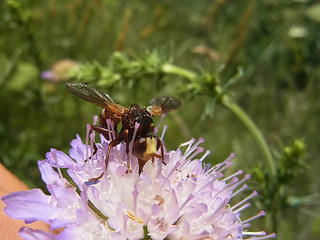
(66, 83), (127, 114)
(147, 96), (181, 116)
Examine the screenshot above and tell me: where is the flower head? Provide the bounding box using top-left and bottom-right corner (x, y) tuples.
(2, 118), (276, 240)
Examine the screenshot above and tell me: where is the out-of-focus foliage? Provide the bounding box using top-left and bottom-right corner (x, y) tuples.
(0, 0), (319, 239)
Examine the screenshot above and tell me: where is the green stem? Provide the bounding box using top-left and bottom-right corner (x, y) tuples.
(221, 96), (276, 177)
(160, 63), (276, 177)
(161, 63), (197, 81)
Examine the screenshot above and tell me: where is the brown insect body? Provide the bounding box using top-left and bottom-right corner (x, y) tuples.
(99, 104), (153, 138)
(66, 83), (181, 174)
(120, 104), (154, 139)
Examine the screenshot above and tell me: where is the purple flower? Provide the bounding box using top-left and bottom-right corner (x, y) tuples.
(40, 59), (79, 82)
(2, 120), (276, 240)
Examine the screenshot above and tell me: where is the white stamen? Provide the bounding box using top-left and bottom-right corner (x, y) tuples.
(178, 138), (195, 152)
(85, 124), (91, 161)
(223, 170), (243, 181)
(110, 121), (116, 140)
(200, 150), (211, 162)
(231, 191), (257, 211)
(233, 202), (251, 213)
(211, 161), (232, 175)
(207, 154), (234, 175)
(166, 162), (181, 180)
(90, 131), (95, 162)
(127, 122), (140, 168)
(130, 122), (140, 147)
(154, 113), (166, 135)
(132, 183), (138, 222)
(182, 138), (204, 159)
(232, 184), (248, 198)
(243, 231), (266, 236)
(179, 147), (205, 170)
(106, 119), (113, 141)
(242, 231), (267, 239)
(225, 174), (250, 193)
(187, 147), (204, 162)
(160, 125), (168, 140)
(244, 232), (276, 240)
(93, 115), (98, 125)
(242, 211), (266, 224)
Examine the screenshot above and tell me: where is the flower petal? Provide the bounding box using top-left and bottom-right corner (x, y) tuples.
(19, 227), (57, 240)
(38, 160), (64, 187)
(69, 134), (86, 163)
(2, 189), (57, 224)
(46, 148), (75, 168)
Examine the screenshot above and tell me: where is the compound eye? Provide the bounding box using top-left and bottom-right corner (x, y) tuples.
(133, 138), (147, 155)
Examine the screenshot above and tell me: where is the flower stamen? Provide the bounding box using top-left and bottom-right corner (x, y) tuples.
(242, 210), (266, 224)
(85, 124), (91, 161)
(200, 150), (211, 162)
(154, 113), (166, 136)
(232, 184), (248, 198)
(127, 211), (144, 224)
(223, 170), (243, 181)
(231, 191), (258, 212)
(105, 119), (114, 140)
(244, 232), (276, 239)
(160, 125), (168, 140)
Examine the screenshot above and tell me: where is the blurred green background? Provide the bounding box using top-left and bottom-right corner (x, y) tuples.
(1, 0), (320, 239)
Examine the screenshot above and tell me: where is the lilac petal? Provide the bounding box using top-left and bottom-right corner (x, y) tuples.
(2, 187), (79, 229)
(107, 217), (122, 232)
(187, 159), (203, 175)
(69, 134), (86, 163)
(19, 227), (57, 240)
(46, 183), (80, 209)
(58, 210), (114, 240)
(66, 168), (88, 191)
(151, 204), (161, 216)
(2, 189), (57, 224)
(40, 70), (54, 80)
(204, 163), (211, 172)
(58, 226), (105, 240)
(46, 148), (75, 168)
(38, 160), (64, 187)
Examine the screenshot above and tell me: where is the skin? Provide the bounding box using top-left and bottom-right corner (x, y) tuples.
(0, 163), (52, 240)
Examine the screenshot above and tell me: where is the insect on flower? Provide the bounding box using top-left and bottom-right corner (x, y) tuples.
(66, 83), (181, 176)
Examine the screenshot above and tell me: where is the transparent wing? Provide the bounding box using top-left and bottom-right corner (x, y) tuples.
(147, 96), (181, 116)
(66, 83), (127, 114)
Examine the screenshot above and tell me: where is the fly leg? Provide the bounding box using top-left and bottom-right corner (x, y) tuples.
(157, 136), (165, 164)
(87, 125), (120, 182)
(105, 137), (122, 168)
(91, 124), (117, 140)
(88, 137), (122, 183)
(91, 124), (123, 168)
(89, 142), (98, 160)
(150, 136), (165, 165)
